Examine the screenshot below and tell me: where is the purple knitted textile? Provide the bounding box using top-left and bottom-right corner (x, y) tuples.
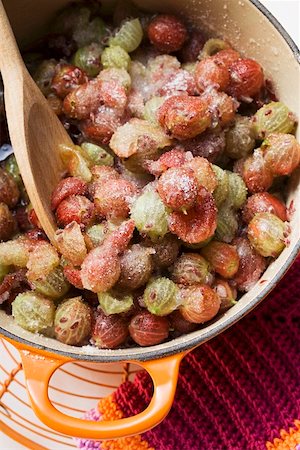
(76, 257), (300, 450)
(74, 408), (101, 450)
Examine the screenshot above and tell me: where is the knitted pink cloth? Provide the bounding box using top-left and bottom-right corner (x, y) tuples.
(77, 257), (300, 450)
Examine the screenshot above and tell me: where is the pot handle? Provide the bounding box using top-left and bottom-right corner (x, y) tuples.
(20, 349), (185, 440)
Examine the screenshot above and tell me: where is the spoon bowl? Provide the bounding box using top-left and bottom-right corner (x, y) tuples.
(0, 0), (72, 244)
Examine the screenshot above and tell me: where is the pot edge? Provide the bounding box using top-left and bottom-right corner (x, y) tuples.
(1, 0), (300, 362)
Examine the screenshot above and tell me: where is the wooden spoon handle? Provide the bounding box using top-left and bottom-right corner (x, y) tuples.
(0, 1), (24, 79)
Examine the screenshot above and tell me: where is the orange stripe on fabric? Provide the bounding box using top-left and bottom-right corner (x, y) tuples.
(266, 419), (300, 449)
(97, 395), (154, 450)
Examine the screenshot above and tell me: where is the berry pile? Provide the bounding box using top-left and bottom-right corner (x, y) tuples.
(0, 2), (299, 349)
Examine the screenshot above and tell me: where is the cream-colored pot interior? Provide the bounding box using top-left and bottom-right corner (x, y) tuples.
(0, 0), (299, 361)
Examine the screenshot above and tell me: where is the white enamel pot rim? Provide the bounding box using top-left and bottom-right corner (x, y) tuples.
(0, 0), (299, 363)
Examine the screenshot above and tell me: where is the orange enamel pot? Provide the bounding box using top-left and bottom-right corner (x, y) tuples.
(0, 0), (300, 441)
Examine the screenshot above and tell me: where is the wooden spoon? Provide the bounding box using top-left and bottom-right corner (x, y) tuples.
(0, 1), (73, 245)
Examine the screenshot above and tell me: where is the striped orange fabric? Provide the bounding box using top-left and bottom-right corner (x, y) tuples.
(97, 396), (153, 450)
(266, 420), (300, 450)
